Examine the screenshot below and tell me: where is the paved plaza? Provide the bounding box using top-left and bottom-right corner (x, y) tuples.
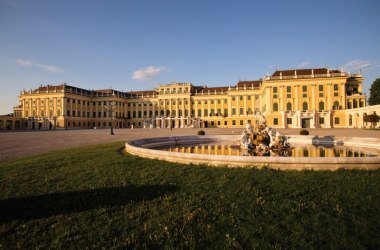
(0, 128), (379, 162)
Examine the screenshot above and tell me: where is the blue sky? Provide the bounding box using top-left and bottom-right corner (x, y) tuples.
(1, 0), (379, 114)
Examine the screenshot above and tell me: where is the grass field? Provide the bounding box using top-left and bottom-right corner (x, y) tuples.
(1, 142), (379, 249)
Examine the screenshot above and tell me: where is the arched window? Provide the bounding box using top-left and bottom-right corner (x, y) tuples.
(25, 110), (29, 117)
(273, 103), (278, 111)
(172, 110), (176, 117)
(286, 102), (292, 111)
(166, 110), (170, 116)
(359, 100), (364, 107)
(49, 109), (53, 117)
(302, 102), (308, 111)
(319, 101), (324, 111)
(41, 110), (44, 117)
(57, 109), (61, 116)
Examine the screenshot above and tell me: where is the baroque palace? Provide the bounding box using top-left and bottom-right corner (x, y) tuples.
(0, 67), (376, 130)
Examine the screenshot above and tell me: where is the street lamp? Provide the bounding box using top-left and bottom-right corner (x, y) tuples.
(107, 101), (116, 135)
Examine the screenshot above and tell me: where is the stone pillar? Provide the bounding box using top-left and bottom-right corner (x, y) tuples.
(311, 110), (316, 128)
(201, 100), (205, 117)
(243, 95), (247, 116)
(175, 98), (179, 120)
(180, 116), (184, 128)
(294, 85), (299, 110)
(281, 111), (287, 128)
(228, 96), (232, 118)
(296, 110), (302, 128)
(326, 110), (332, 128)
(327, 83), (332, 110)
(279, 86), (284, 111)
(311, 84), (316, 110)
(169, 99), (172, 118)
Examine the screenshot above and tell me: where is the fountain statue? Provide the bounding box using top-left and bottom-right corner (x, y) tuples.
(240, 113), (290, 156)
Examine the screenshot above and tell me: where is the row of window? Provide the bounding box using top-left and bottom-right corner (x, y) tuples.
(25, 110), (61, 117)
(25, 99), (61, 104)
(271, 117), (340, 126)
(272, 101), (342, 112)
(272, 84), (339, 99)
(66, 99), (125, 107)
(159, 87), (190, 94)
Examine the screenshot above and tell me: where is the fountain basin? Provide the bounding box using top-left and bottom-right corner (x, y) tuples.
(124, 135), (380, 170)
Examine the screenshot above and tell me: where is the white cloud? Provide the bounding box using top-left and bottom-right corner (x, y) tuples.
(342, 59), (379, 73)
(16, 59), (64, 73)
(297, 61), (312, 68)
(16, 59), (33, 66)
(132, 66), (169, 81)
(36, 63), (63, 73)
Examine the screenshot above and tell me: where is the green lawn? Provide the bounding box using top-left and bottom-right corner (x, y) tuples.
(1, 142), (379, 249)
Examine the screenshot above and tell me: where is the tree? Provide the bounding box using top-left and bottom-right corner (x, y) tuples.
(368, 78), (380, 105)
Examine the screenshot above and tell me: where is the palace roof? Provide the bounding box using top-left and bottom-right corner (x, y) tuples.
(272, 68), (342, 77)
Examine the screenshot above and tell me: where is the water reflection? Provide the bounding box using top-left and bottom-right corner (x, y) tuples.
(160, 144), (377, 158)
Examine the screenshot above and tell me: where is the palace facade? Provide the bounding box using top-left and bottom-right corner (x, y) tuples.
(1, 67), (375, 130)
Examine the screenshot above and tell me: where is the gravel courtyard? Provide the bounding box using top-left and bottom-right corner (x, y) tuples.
(0, 128), (379, 162)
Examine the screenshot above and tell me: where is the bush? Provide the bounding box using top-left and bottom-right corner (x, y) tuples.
(300, 129), (309, 135)
(197, 130), (205, 135)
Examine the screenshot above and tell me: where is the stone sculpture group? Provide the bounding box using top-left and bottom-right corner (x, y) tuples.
(240, 114), (290, 156)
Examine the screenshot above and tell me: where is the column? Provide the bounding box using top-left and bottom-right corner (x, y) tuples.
(326, 110), (332, 128)
(236, 96), (239, 116)
(311, 110), (316, 128)
(169, 99), (172, 117)
(207, 99), (211, 117)
(228, 96), (232, 118)
(243, 95), (247, 116)
(311, 84), (316, 110)
(294, 85), (299, 110)
(182, 98), (185, 118)
(201, 100), (205, 117)
(281, 111), (287, 128)
(296, 110), (302, 128)
(175, 98), (179, 119)
(327, 83), (332, 110)
(279, 86), (284, 111)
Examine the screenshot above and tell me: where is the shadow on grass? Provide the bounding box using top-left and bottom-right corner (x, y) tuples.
(0, 184), (178, 223)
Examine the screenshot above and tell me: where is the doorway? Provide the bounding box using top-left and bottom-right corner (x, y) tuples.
(302, 118), (311, 128)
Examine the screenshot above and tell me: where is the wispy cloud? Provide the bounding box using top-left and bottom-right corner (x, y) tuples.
(17, 59), (33, 66)
(297, 61), (312, 68)
(342, 59), (379, 73)
(16, 59), (64, 73)
(132, 66), (169, 81)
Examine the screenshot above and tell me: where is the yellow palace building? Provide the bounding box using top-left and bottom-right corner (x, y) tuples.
(0, 67), (373, 130)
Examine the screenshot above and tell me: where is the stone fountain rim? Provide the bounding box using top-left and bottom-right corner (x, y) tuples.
(124, 135), (380, 170)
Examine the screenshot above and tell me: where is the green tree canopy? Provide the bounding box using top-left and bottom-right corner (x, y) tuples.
(368, 78), (380, 105)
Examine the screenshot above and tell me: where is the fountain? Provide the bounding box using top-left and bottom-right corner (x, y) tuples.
(124, 114), (380, 170)
(239, 116), (290, 156)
